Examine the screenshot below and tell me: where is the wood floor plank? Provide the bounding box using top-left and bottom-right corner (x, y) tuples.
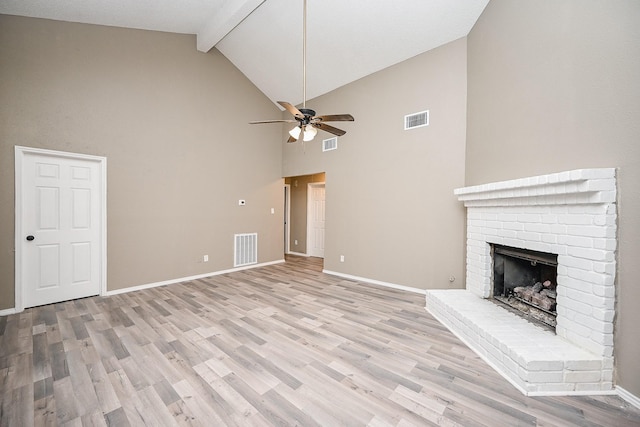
(32, 332), (52, 383)
(4, 352), (33, 392)
(192, 363), (261, 425)
(221, 373), (296, 427)
(49, 342), (69, 382)
(1, 255), (640, 426)
(87, 361), (121, 415)
(65, 348), (101, 418)
(2, 383), (34, 426)
(33, 394), (57, 427)
(172, 378), (227, 426)
(137, 384), (178, 427)
(103, 407), (130, 427)
(52, 376), (79, 424)
(107, 368), (161, 426)
(274, 381), (366, 427)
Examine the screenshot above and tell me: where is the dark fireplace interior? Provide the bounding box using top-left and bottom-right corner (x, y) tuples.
(491, 244), (558, 330)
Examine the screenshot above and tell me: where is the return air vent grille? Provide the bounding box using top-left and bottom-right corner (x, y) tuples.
(404, 110), (429, 130)
(234, 233), (257, 267)
(322, 137), (338, 152)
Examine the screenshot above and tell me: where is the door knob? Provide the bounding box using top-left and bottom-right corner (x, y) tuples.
(26, 235), (35, 241)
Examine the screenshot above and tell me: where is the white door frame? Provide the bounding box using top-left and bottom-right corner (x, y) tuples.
(284, 184), (291, 254)
(14, 146), (107, 312)
(306, 182), (326, 258)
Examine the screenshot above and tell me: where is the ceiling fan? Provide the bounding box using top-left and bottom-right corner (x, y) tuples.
(249, 0), (354, 143)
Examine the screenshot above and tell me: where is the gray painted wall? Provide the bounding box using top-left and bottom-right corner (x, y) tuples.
(283, 38), (468, 291)
(0, 15), (285, 304)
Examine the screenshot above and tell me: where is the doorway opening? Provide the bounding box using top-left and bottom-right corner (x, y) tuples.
(283, 173), (326, 259)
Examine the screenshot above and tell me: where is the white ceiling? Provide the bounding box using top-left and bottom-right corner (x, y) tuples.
(0, 0), (490, 107)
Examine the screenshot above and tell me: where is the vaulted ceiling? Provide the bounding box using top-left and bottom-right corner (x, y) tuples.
(0, 0), (490, 107)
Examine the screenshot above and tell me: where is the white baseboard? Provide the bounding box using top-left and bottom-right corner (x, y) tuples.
(105, 259), (285, 296)
(322, 269), (426, 295)
(0, 307), (18, 317)
(617, 386), (640, 409)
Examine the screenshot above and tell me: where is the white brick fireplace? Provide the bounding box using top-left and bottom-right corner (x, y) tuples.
(426, 168), (617, 395)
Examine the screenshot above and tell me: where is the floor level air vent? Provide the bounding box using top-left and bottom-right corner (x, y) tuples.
(404, 110), (429, 130)
(234, 233), (258, 267)
(323, 137), (338, 152)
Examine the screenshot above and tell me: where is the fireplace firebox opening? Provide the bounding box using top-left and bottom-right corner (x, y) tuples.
(491, 244), (558, 330)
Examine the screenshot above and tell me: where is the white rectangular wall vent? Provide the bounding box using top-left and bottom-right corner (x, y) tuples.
(234, 233), (257, 267)
(404, 110), (429, 130)
(322, 137), (338, 152)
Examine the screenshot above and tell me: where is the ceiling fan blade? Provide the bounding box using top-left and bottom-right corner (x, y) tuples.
(313, 114), (354, 122)
(249, 119), (297, 124)
(287, 135), (298, 143)
(278, 101), (304, 118)
(313, 122), (346, 137)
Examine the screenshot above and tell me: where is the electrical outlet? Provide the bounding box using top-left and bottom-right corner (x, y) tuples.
(340, 255), (345, 262)
(203, 255), (209, 262)
(294, 239), (298, 245)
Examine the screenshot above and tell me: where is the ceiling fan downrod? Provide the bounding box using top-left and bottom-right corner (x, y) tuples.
(302, 0), (307, 109)
(248, 0), (354, 142)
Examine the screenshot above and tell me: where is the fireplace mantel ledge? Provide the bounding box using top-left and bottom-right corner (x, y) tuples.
(454, 168), (616, 207)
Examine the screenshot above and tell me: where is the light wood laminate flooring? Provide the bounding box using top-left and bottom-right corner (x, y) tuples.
(1, 255), (640, 426)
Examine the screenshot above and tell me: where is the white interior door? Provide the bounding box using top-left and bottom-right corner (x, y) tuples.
(16, 147), (105, 309)
(307, 183), (325, 258)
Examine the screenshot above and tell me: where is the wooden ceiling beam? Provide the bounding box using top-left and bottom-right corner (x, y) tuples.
(196, 0), (265, 53)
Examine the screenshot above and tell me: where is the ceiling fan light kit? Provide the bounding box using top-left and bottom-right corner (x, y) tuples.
(289, 126), (302, 139)
(249, 0), (354, 143)
(303, 125), (317, 141)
